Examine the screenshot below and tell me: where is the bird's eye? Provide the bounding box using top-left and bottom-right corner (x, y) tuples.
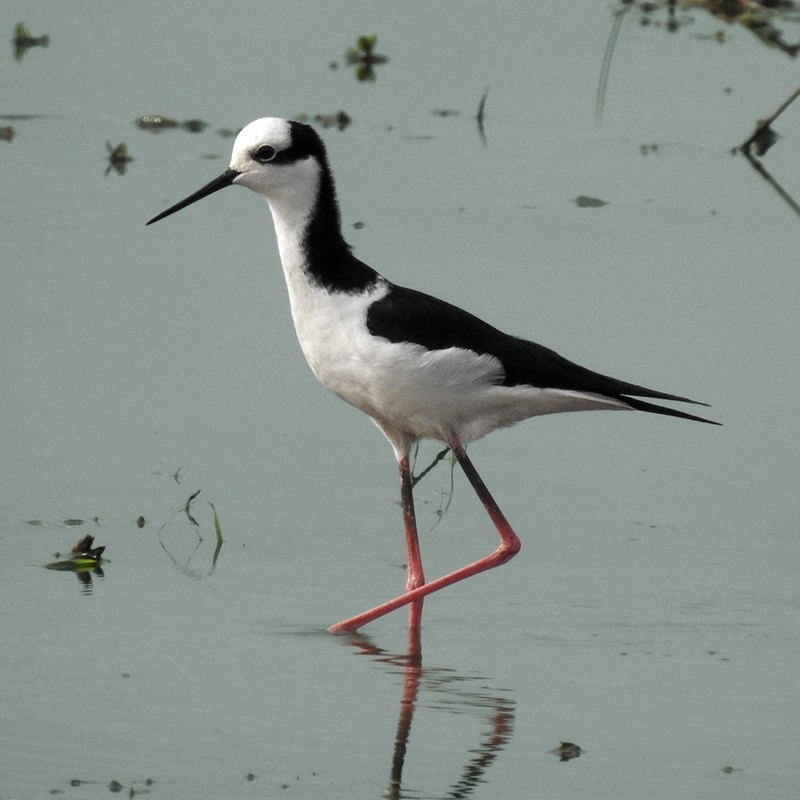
(253, 145), (276, 163)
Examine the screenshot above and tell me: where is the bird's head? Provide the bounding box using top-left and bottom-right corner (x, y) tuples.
(147, 117), (328, 225)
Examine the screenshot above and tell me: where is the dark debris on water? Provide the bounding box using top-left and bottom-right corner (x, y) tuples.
(548, 741), (584, 762)
(45, 534), (106, 571)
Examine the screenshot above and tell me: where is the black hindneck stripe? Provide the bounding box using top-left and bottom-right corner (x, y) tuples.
(300, 152), (379, 294)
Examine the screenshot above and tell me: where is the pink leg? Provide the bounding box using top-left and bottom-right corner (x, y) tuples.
(399, 456), (425, 629)
(328, 437), (521, 633)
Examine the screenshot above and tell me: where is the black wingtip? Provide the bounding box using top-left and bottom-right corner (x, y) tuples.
(623, 396), (721, 425)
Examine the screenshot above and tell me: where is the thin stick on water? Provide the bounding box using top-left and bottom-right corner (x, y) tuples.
(738, 84), (800, 219)
(739, 83), (800, 155)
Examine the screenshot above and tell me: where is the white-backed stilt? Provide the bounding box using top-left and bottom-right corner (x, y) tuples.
(148, 117), (718, 633)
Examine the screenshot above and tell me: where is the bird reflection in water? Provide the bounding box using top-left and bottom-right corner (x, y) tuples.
(344, 628), (514, 799)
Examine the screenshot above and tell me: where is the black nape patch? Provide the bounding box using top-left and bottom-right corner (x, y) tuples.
(288, 121), (380, 294)
(285, 120), (326, 161)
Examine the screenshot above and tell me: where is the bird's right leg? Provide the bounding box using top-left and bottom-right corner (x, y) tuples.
(399, 453), (425, 629)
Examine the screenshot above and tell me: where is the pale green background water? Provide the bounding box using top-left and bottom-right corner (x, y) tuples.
(2, 2), (799, 798)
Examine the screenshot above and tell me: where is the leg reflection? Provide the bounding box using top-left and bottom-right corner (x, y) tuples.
(389, 628), (423, 799)
(343, 629), (514, 800)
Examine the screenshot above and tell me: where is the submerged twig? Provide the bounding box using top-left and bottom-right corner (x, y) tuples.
(740, 152), (800, 217)
(181, 489), (201, 526)
(432, 454), (455, 528)
(157, 491), (224, 577)
(596, 5), (630, 124)
(408, 445), (456, 531)
(410, 446), (450, 489)
(476, 86), (489, 146)
(208, 501), (224, 569)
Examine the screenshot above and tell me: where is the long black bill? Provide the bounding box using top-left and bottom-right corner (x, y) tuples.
(146, 168), (240, 225)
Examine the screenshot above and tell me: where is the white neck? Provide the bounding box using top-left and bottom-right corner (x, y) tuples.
(266, 157), (325, 267)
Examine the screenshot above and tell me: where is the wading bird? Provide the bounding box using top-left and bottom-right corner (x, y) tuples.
(148, 118), (717, 632)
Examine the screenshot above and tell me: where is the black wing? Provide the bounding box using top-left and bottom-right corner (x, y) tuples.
(366, 284), (719, 425)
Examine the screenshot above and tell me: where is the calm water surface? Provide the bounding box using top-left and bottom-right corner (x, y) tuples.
(2, 2), (799, 798)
